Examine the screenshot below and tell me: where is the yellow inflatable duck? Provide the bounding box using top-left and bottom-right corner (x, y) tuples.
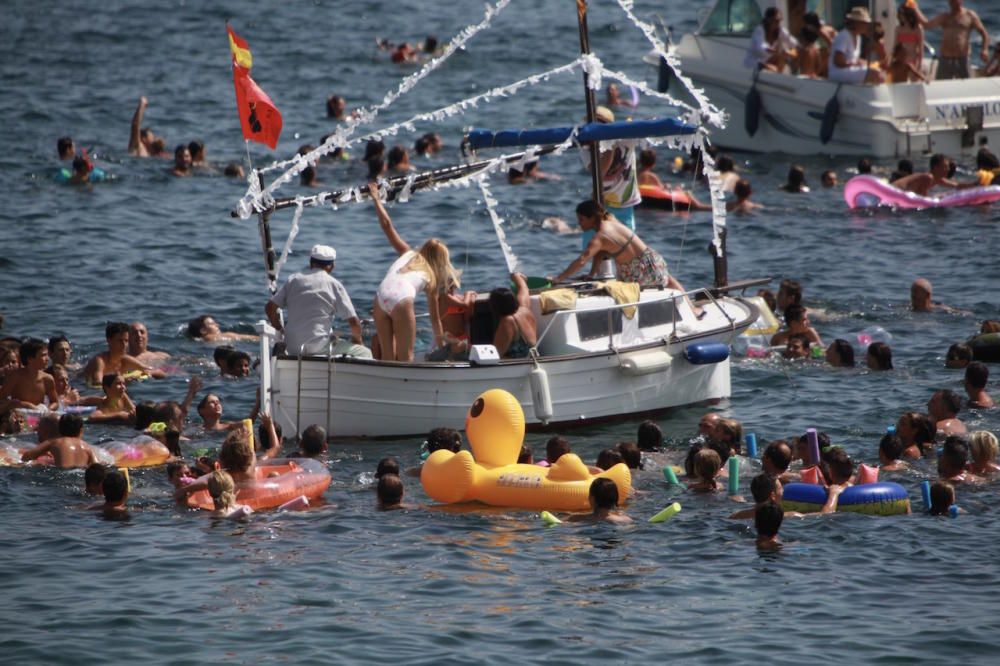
(421, 389), (631, 511)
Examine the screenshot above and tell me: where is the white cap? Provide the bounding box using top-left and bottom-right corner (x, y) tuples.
(310, 244), (337, 262)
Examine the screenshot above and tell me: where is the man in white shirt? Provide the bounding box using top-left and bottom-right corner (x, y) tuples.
(828, 7), (885, 84)
(265, 244), (372, 358)
(743, 7), (798, 72)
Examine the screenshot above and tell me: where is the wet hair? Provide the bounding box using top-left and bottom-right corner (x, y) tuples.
(929, 153), (947, 171)
(778, 279), (802, 306)
(546, 436), (571, 464)
(734, 179), (752, 200)
(58, 413), (84, 437)
(300, 165), (317, 186)
(935, 389), (963, 416)
(85, 463), (108, 490)
(376, 457), (400, 479)
(757, 288), (776, 313)
(488, 287), (518, 319)
(857, 158), (873, 174)
(638, 149), (657, 169)
(188, 140), (205, 162)
(18, 338), (45, 365)
(219, 430), (254, 474)
(224, 162), (244, 178)
(755, 501), (783, 537)
(103, 470), (128, 503)
(213, 345), (236, 367)
(57, 136), (74, 157)
(164, 428), (181, 457)
(387, 146), (408, 170)
(904, 412), (936, 446)
(828, 339), (856, 367)
(174, 144), (189, 161)
(616, 441), (642, 469)
(716, 155), (734, 172)
(762, 440), (792, 473)
(795, 431), (831, 463)
(946, 343), (974, 367)
(824, 447), (854, 484)
(300, 424), (327, 456)
(153, 400), (183, 428)
(637, 420), (663, 451)
(970, 431), (999, 464)
(427, 427), (462, 453)
(589, 477), (619, 510)
(575, 199), (607, 220)
(326, 95), (345, 118)
(783, 303), (806, 324)
(595, 448), (624, 471)
(785, 165), (806, 189)
(714, 418), (743, 455)
(414, 136), (430, 155)
(47, 335), (69, 355)
(363, 139), (385, 163)
(787, 332), (811, 355)
(692, 448), (722, 487)
(166, 461), (188, 481)
(187, 315), (213, 339)
(197, 393), (219, 413)
(72, 155), (90, 175)
(423, 36), (438, 53)
(207, 470), (237, 511)
(965, 361), (989, 390)
(257, 420), (282, 454)
(928, 481), (955, 516)
(750, 473), (777, 503)
(225, 350), (252, 375)
(377, 473), (404, 506)
(150, 138), (166, 155)
(101, 372), (122, 390)
(517, 444), (533, 464)
(867, 342), (893, 370)
(939, 436), (970, 475)
(135, 400), (156, 430)
(982, 320), (1000, 334)
(879, 433), (906, 462)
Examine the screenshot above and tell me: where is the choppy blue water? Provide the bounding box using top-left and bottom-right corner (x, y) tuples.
(3, 0), (1000, 663)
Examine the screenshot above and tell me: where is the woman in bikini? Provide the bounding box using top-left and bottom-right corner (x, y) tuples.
(489, 273), (537, 359)
(369, 182), (458, 362)
(894, 4), (924, 73)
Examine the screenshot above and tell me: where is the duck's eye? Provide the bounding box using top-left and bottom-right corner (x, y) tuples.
(470, 398), (485, 418)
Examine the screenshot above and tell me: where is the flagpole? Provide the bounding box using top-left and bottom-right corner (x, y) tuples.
(247, 140), (278, 295)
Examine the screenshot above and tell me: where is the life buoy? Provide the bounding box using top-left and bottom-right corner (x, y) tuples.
(969, 333), (1000, 363)
(186, 458), (331, 511)
(781, 482), (910, 516)
(637, 184), (693, 210)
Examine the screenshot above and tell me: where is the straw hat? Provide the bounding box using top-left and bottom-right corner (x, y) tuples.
(845, 7), (872, 23)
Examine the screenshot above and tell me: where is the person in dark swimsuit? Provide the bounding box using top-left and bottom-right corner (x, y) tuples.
(489, 273), (537, 359)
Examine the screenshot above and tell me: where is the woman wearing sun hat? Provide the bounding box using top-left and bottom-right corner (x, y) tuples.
(829, 6), (886, 84)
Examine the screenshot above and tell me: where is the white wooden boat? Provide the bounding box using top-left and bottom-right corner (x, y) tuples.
(257, 284), (757, 438)
(658, 0), (1000, 156)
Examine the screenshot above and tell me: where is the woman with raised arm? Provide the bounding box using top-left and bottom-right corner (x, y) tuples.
(369, 182), (458, 362)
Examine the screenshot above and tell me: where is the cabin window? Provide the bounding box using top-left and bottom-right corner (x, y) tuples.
(576, 309), (623, 342)
(699, 0), (762, 36)
(638, 299), (677, 328)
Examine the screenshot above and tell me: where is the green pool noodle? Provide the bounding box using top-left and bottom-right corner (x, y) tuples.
(540, 510), (562, 526)
(728, 455), (739, 495)
(649, 502), (681, 523)
(662, 465), (679, 484)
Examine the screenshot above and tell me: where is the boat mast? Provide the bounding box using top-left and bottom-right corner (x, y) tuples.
(576, 0), (604, 204)
(255, 172), (278, 295)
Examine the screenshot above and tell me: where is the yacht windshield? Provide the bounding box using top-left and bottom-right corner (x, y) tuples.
(699, 0), (763, 36)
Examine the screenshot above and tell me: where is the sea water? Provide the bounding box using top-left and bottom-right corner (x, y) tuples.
(3, 0), (1000, 662)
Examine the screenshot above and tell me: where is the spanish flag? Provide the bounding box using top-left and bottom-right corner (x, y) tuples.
(227, 24), (282, 150)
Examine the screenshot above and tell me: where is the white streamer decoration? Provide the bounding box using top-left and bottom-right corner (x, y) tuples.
(614, 0), (725, 128)
(477, 176), (518, 274)
(274, 198), (305, 283)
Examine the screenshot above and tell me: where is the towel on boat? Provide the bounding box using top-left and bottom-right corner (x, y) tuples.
(538, 288), (577, 314)
(597, 280), (640, 319)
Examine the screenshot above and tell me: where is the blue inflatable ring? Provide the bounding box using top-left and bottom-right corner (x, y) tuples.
(782, 482), (910, 516)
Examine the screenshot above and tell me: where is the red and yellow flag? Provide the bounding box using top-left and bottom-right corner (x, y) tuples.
(227, 24), (282, 149)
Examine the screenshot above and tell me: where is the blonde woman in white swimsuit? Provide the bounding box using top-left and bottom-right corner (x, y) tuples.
(369, 182), (458, 362)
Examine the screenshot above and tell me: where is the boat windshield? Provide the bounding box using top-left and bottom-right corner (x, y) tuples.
(699, 0), (762, 37)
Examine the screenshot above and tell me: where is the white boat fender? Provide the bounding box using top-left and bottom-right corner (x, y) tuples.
(684, 342), (730, 365)
(529, 365), (554, 424)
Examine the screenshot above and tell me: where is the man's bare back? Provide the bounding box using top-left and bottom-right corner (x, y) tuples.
(0, 367), (57, 408)
(22, 436), (97, 468)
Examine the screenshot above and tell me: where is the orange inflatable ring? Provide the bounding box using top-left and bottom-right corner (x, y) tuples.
(186, 458), (331, 511)
(638, 184), (693, 211)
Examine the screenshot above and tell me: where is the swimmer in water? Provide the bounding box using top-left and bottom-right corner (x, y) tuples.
(754, 501), (784, 550)
(637, 420), (663, 451)
(127, 96), (161, 158)
(606, 82), (635, 108)
(21, 413), (98, 468)
(783, 333), (812, 360)
(866, 342), (893, 371)
(567, 478), (632, 524)
(171, 144), (192, 177)
(84, 321), (166, 386)
(821, 170), (838, 188)
(127, 321), (170, 366)
(387, 145), (414, 173)
(166, 461), (197, 490)
(186, 315), (258, 343)
(176, 428), (257, 502)
(188, 140), (208, 168)
(820, 448), (856, 513)
(967, 431), (1000, 475)
(726, 179), (763, 214)
(99, 470), (129, 518)
(770, 304), (823, 348)
(297, 424), (328, 459)
(938, 435), (981, 484)
(825, 339), (856, 367)
(927, 389), (967, 435)
(687, 448), (722, 492)
(730, 474), (804, 520)
(928, 481), (960, 516)
(910, 278), (961, 313)
(0, 338), (58, 409)
(945, 342), (974, 369)
(90, 372), (137, 424)
(207, 469), (253, 519)
(892, 153), (978, 196)
(878, 433), (909, 472)
(964, 362), (995, 408)
(57, 136), (75, 160)
(326, 94), (346, 120)
(223, 351), (252, 378)
(779, 165), (809, 193)
(47, 335), (75, 372)
(84, 462), (108, 495)
(196, 393), (236, 432)
(896, 411), (936, 459)
(377, 473), (406, 510)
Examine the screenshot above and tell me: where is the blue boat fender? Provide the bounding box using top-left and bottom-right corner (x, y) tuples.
(684, 342), (730, 365)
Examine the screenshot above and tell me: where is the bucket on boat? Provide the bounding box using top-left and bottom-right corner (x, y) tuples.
(513, 276), (553, 292)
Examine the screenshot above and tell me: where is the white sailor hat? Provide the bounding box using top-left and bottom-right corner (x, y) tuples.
(310, 244), (337, 262)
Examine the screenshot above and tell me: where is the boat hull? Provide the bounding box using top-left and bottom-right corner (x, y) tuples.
(669, 36), (1000, 157)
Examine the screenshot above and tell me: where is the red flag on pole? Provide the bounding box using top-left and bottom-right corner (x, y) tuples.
(227, 25), (282, 149)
